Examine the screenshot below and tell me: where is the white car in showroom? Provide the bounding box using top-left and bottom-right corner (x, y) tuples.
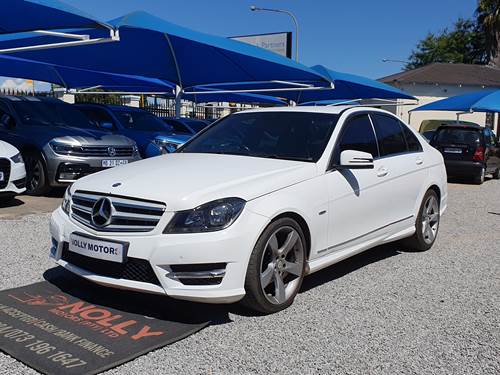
(0, 140), (26, 200)
(50, 106), (447, 313)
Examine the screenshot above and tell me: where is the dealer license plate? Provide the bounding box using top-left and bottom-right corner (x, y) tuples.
(0, 171), (3, 182)
(68, 233), (127, 263)
(102, 159), (128, 168)
(443, 148), (462, 154)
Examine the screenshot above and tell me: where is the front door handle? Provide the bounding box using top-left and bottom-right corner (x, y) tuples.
(416, 156), (424, 165)
(377, 167), (388, 177)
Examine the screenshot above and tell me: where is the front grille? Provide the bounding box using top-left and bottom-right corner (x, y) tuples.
(13, 177), (26, 189)
(0, 158), (11, 189)
(71, 191), (166, 232)
(79, 146), (135, 157)
(61, 243), (161, 286)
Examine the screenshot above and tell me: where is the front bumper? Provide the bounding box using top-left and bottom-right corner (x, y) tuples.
(0, 159), (26, 196)
(444, 160), (483, 178)
(49, 206), (269, 304)
(45, 150), (141, 187)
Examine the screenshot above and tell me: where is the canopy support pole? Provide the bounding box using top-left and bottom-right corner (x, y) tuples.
(175, 85), (182, 118)
(0, 29), (120, 54)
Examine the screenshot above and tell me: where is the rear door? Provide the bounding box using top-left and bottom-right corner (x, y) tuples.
(370, 113), (425, 225)
(431, 127), (482, 163)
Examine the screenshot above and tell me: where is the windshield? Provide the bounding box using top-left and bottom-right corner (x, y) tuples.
(113, 110), (166, 131)
(11, 100), (93, 128)
(434, 127), (481, 146)
(181, 112), (339, 162)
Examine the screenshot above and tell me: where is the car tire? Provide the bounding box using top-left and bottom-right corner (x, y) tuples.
(492, 168), (500, 180)
(474, 166), (486, 185)
(402, 189), (440, 252)
(241, 217), (307, 314)
(24, 152), (50, 196)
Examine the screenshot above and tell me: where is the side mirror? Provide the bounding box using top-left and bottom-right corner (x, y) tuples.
(0, 113), (15, 128)
(99, 122), (114, 130)
(339, 150), (374, 169)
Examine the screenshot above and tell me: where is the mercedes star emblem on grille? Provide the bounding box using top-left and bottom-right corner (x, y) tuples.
(91, 197), (113, 227)
(107, 147), (117, 157)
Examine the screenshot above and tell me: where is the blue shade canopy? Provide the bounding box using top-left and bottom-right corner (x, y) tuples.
(0, 54), (174, 91)
(183, 92), (285, 105)
(410, 90), (500, 113)
(1, 11), (330, 89)
(192, 65), (416, 102)
(0, 0), (108, 34)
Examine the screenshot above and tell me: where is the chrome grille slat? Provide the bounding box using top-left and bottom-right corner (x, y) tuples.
(71, 191), (166, 232)
(59, 146), (135, 157)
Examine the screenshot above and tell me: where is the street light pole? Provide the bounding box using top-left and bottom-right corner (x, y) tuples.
(250, 5), (299, 62)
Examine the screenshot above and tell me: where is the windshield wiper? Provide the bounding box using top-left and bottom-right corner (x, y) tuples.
(257, 154), (312, 162)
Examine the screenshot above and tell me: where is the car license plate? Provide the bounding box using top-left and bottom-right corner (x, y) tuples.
(68, 233), (127, 263)
(102, 159), (128, 168)
(444, 148), (462, 154)
(0, 171), (3, 182)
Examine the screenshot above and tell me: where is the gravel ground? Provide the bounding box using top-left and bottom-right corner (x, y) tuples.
(0, 181), (499, 375)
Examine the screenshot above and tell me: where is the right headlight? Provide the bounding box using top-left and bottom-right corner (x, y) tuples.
(164, 197), (246, 233)
(61, 187), (72, 215)
(153, 138), (179, 154)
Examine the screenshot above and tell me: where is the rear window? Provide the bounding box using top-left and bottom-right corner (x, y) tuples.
(433, 128), (481, 146)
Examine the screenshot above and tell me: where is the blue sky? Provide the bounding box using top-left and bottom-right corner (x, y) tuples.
(1, 0), (478, 90)
(62, 0), (477, 79)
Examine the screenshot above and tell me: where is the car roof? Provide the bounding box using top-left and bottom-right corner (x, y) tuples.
(0, 95), (64, 104)
(233, 105), (390, 115)
(75, 103), (147, 112)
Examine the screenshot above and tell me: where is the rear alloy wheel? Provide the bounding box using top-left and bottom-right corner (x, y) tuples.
(241, 218), (306, 314)
(475, 167), (486, 185)
(492, 168), (500, 180)
(402, 189), (440, 252)
(24, 153), (50, 196)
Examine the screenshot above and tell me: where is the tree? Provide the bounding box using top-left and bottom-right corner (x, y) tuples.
(405, 18), (487, 70)
(476, 0), (500, 66)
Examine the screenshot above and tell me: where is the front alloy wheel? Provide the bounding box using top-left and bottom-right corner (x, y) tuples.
(242, 218), (306, 314)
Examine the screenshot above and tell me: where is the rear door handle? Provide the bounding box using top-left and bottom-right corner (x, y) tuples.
(416, 157), (424, 165)
(377, 167), (388, 177)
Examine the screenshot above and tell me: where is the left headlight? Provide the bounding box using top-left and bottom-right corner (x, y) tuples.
(164, 197), (246, 233)
(61, 187), (72, 215)
(10, 153), (23, 164)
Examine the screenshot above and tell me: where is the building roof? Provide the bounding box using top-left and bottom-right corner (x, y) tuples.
(379, 63), (500, 87)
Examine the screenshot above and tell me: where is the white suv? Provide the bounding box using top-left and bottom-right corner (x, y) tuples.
(49, 106), (447, 313)
(0, 140), (26, 200)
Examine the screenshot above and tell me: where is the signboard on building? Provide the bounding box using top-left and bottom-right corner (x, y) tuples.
(230, 32), (292, 58)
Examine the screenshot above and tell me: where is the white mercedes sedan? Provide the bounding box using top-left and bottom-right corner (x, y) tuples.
(49, 106), (447, 313)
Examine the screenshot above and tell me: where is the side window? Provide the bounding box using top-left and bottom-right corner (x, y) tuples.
(371, 114), (407, 156)
(81, 108), (116, 129)
(400, 122), (423, 152)
(337, 114), (379, 159)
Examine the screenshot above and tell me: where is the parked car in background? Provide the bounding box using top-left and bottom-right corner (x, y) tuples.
(430, 124), (500, 184)
(75, 104), (182, 157)
(0, 96), (141, 195)
(50, 106), (447, 314)
(0, 140), (26, 201)
(158, 117), (211, 152)
(419, 119), (479, 142)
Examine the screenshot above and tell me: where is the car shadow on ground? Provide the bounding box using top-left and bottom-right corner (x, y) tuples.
(43, 267), (232, 326)
(300, 243), (407, 293)
(448, 176), (493, 185)
(0, 197), (24, 209)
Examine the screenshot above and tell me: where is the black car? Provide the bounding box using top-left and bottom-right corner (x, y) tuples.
(430, 124), (500, 184)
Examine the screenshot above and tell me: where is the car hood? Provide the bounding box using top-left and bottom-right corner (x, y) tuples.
(72, 153), (317, 211)
(156, 134), (191, 144)
(0, 140), (19, 157)
(30, 125), (135, 146)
